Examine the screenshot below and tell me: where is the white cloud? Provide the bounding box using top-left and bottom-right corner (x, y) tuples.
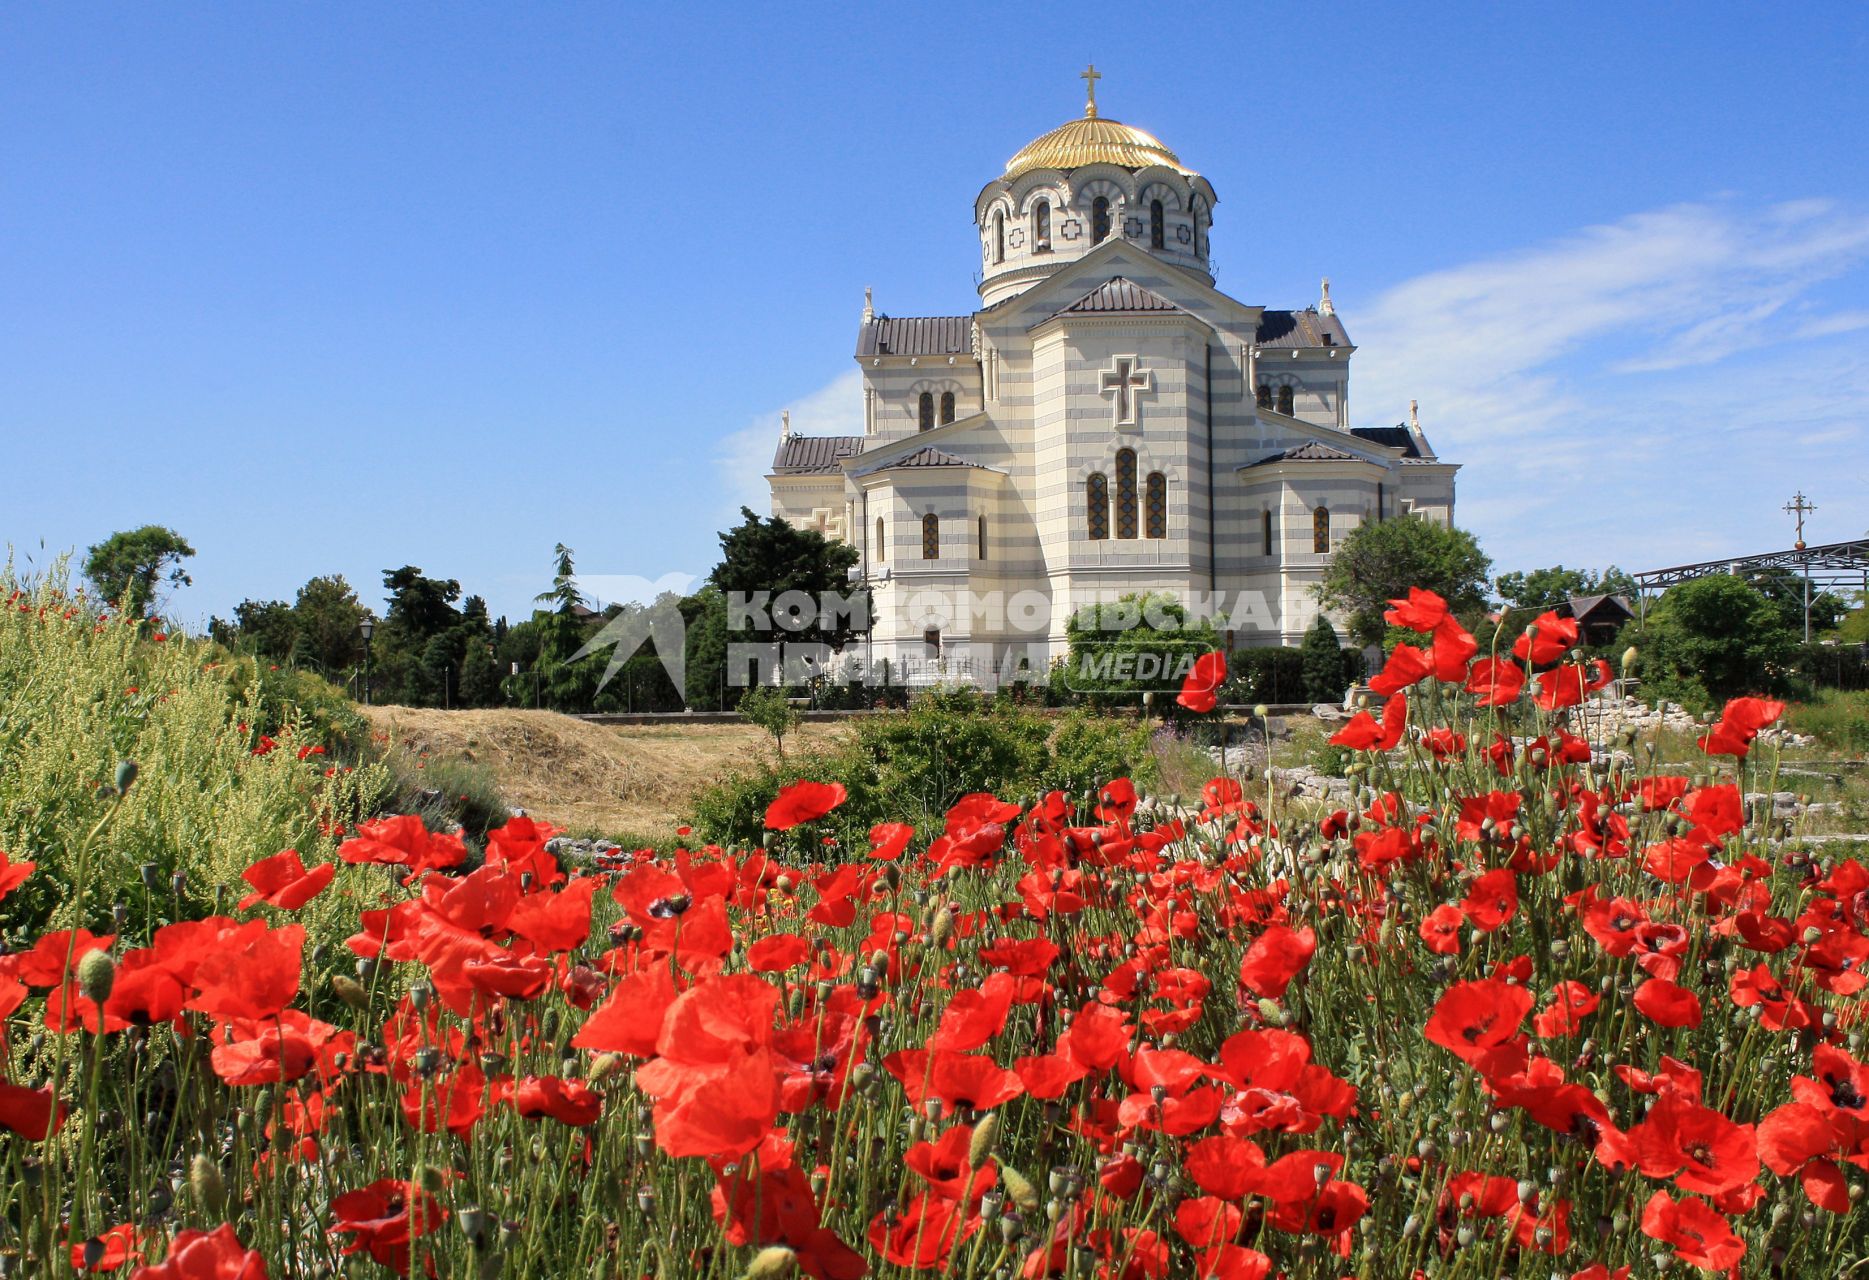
(1347, 199), (1869, 574)
(714, 368), (864, 526)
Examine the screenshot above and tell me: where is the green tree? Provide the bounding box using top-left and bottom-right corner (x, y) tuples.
(710, 508), (864, 704)
(1638, 575), (1796, 704)
(1495, 564), (1638, 613)
(1746, 568), (1848, 638)
(1300, 615), (1355, 703)
(372, 566), (464, 705)
(211, 599), (297, 662)
(737, 684), (802, 759)
(83, 525), (196, 615)
(292, 575), (366, 674)
(1318, 516), (1492, 646)
(1063, 593), (1217, 709)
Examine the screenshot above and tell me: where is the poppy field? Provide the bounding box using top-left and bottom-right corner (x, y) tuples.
(4, 585), (1869, 1279)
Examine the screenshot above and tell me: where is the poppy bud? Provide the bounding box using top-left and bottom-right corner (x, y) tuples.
(1620, 646), (1638, 672)
(589, 1053), (626, 1084)
(330, 974), (369, 1010)
(968, 1113), (999, 1169)
(76, 948), (115, 1005)
(114, 760), (138, 795)
(1001, 1166), (1040, 1213)
(930, 907), (955, 949)
(746, 1246), (798, 1279)
(189, 1153), (225, 1213)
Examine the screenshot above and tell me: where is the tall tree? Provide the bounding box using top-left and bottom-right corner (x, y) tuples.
(1639, 575), (1796, 703)
(83, 525), (196, 615)
(292, 575), (366, 674)
(1318, 516), (1492, 646)
(710, 508), (865, 701)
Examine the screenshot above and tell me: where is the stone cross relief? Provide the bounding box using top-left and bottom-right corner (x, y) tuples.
(1099, 356), (1153, 428)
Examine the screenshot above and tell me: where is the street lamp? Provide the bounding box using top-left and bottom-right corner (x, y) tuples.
(359, 616), (375, 706)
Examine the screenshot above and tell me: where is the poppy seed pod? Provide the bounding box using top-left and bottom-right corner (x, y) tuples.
(330, 974), (369, 1010)
(114, 759), (138, 795)
(76, 948), (115, 1005)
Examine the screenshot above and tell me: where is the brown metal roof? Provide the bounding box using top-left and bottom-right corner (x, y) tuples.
(856, 316), (972, 358)
(1059, 276), (1185, 316)
(772, 435), (863, 475)
(1255, 308), (1352, 349)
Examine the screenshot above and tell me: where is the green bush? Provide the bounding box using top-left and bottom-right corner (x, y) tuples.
(1301, 616), (1357, 704)
(0, 561), (391, 941)
(1227, 647), (1307, 705)
(686, 690), (1160, 853)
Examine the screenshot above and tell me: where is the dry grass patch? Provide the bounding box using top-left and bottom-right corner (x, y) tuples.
(359, 706), (852, 839)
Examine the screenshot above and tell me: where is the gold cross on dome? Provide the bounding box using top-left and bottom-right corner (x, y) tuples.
(1081, 63), (1101, 118)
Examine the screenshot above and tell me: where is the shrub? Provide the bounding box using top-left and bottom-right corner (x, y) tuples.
(1300, 615), (1357, 704)
(1228, 646), (1307, 705)
(1637, 575), (1796, 704)
(0, 561), (391, 939)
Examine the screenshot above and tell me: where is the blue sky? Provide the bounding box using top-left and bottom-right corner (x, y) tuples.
(3, 3), (1866, 625)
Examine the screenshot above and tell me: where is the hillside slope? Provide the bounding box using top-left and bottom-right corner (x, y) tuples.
(359, 706), (851, 838)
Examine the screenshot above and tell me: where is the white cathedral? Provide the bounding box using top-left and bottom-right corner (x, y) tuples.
(769, 71), (1457, 686)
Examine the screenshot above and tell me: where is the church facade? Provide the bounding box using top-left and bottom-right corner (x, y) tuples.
(769, 73), (1456, 687)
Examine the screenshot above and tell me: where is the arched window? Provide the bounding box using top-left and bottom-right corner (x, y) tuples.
(1086, 474), (1109, 540)
(1092, 196), (1111, 245)
(977, 514), (988, 560)
(1149, 199), (1164, 249)
(991, 211), (1004, 264)
(1261, 510), (1274, 556)
(876, 516), (886, 562)
(1312, 506), (1331, 554)
(1277, 385), (1294, 416)
(922, 512), (940, 560)
(918, 392), (934, 432)
(939, 391), (955, 424)
(1115, 449), (1138, 539)
(1255, 384), (1273, 409)
(1033, 200), (1051, 252)
(1144, 472), (1166, 538)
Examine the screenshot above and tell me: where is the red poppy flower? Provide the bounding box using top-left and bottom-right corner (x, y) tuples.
(330, 1179), (448, 1274)
(868, 1193), (976, 1269)
(1368, 644), (1432, 697)
(1699, 695), (1787, 757)
(1425, 978), (1533, 1066)
(1533, 659), (1613, 711)
(1177, 649), (1227, 713)
(338, 814), (466, 880)
(1531, 980), (1599, 1038)
(238, 849), (335, 912)
(1461, 868), (1518, 932)
(902, 1123), (997, 1204)
(1238, 924), (1315, 999)
(1630, 1094), (1758, 1195)
(71, 1222), (140, 1273)
(1638, 1190), (1744, 1271)
(1513, 611), (1579, 666)
(867, 822), (914, 860)
(1464, 657), (1525, 707)
(515, 1075), (604, 1127)
(1632, 978), (1702, 1028)
(1418, 903), (1464, 955)
(1431, 616), (1479, 680)
(186, 921), (305, 1022)
(0, 850), (36, 904)
(1329, 692), (1406, 751)
(0, 1082), (67, 1140)
(765, 780), (848, 831)
(130, 1224), (267, 1279)
(1384, 587), (1449, 631)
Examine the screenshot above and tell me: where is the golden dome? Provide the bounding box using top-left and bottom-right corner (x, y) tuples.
(1003, 111), (1195, 181)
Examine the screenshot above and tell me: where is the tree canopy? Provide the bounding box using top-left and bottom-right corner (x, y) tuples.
(1495, 564), (1637, 613)
(1317, 516), (1492, 646)
(83, 525), (196, 615)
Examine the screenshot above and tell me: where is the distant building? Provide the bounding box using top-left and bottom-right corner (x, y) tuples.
(769, 72), (1457, 683)
(1562, 594), (1636, 647)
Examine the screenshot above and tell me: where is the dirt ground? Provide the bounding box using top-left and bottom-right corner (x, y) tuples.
(358, 707), (851, 839)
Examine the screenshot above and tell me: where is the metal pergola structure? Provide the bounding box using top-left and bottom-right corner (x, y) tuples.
(1632, 537), (1869, 638)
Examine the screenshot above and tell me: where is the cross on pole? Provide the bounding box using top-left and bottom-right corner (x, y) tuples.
(1099, 356), (1151, 426)
(1784, 491), (1816, 550)
(1081, 63), (1101, 118)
